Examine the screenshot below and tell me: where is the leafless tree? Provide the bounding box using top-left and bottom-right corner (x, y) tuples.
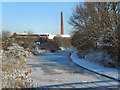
(69, 2), (119, 48)
(2, 30), (12, 50)
(2, 30), (11, 39)
(15, 30), (37, 51)
(69, 2), (120, 61)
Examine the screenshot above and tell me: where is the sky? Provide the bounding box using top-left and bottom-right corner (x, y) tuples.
(2, 2), (80, 35)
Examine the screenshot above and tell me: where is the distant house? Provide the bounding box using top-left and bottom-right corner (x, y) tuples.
(10, 32), (39, 39)
(10, 33), (56, 44)
(10, 32), (71, 44)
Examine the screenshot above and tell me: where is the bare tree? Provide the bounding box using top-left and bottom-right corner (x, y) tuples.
(69, 2), (119, 61)
(15, 30), (37, 51)
(2, 30), (11, 39)
(69, 2), (119, 49)
(2, 30), (12, 50)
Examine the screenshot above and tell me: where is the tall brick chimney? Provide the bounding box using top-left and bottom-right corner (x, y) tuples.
(61, 12), (64, 35)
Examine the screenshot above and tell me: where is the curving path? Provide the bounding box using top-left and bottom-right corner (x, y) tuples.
(25, 49), (119, 88)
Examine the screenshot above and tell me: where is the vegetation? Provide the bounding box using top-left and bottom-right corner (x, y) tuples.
(69, 2), (119, 62)
(44, 36), (72, 52)
(2, 43), (33, 88)
(15, 31), (38, 51)
(2, 30), (13, 51)
(1, 30), (73, 88)
(1, 30), (34, 88)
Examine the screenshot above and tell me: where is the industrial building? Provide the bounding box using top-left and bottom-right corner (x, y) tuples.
(10, 12), (71, 44)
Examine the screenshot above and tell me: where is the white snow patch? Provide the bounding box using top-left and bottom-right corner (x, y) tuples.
(48, 34), (56, 39)
(60, 34), (71, 38)
(70, 51), (119, 80)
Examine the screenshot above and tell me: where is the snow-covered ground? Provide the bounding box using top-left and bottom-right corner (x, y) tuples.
(70, 51), (119, 80)
(25, 49), (119, 88)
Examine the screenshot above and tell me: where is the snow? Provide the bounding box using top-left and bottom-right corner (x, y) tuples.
(81, 49), (117, 68)
(48, 34), (56, 39)
(96, 31), (115, 47)
(60, 34), (71, 38)
(12, 33), (71, 40)
(16, 33), (28, 35)
(17, 33), (55, 35)
(70, 51), (119, 80)
(2, 43), (33, 88)
(16, 33), (56, 39)
(0, 50), (2, 59)
(25, 50), (119, 88)
(25, 50), (101, 87)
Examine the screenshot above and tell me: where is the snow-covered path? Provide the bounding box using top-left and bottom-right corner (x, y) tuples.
(25, 49), (119, 88)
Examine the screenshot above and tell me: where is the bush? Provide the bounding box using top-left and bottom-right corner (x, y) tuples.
(40, 36), (72, 52)
(2, 30), (13, 51)
(78, 49), (118, 68)
(53, 36), (72, 50)
(2, 43), (33, 88)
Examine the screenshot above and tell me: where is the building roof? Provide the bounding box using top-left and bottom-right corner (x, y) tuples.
(60, 34), (71, 38)
(10, 32), (71, 39)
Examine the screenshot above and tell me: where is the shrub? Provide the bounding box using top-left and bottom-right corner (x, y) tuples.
(2, 43), (33, 88)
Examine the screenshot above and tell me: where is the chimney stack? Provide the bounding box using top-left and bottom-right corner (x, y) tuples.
(61, 12), (64, 35)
